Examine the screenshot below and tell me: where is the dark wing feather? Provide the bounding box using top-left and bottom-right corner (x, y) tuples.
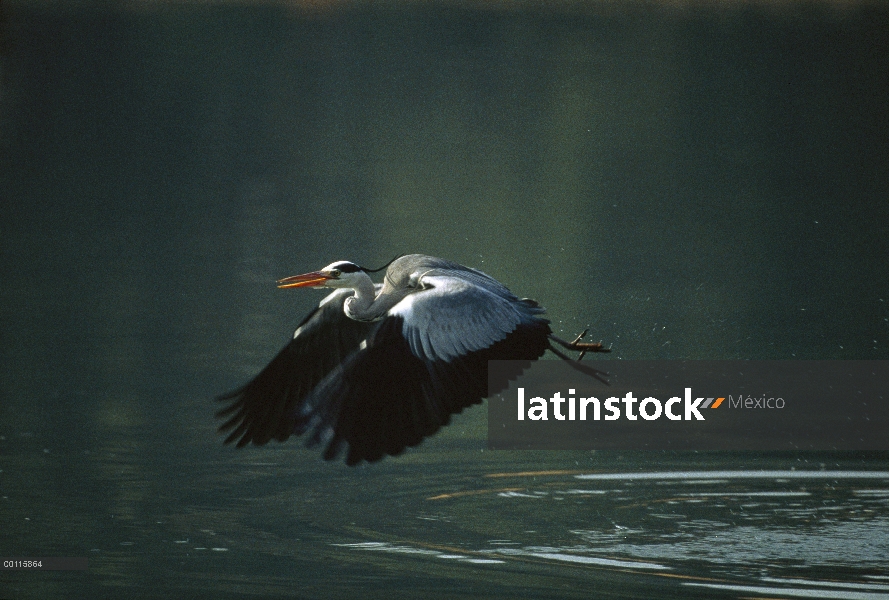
(216, 289), (379, 447)
(301, 314), (551, 466)
(218, 268), (551, 465)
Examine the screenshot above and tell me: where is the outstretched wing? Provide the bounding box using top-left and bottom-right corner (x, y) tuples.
(296, 274), (551, 465)
(216, 288), (379, 447)
(391, 274), (546, 362)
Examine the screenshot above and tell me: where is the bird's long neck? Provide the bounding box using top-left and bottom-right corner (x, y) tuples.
(343, 274), (396, 322)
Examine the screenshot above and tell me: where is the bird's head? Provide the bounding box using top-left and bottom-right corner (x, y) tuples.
(276, 261), (366, 290)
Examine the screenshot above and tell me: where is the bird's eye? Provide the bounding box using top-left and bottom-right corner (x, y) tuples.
(330, 269), (341, 277)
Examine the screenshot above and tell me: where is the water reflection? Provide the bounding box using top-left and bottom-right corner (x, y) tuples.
(3, 409), (889, 599)
(336, 467), (889, 598)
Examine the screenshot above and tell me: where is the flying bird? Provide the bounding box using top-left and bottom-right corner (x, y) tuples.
(217, 254), (610, 465)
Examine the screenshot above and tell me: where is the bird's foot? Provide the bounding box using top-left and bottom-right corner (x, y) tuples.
(549, 329), (612, 360)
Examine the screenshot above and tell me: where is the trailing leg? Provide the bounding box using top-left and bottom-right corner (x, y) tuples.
(548, 328), (611, 360)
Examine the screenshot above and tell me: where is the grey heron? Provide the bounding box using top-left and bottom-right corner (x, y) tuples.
(217, 254), (610, 465)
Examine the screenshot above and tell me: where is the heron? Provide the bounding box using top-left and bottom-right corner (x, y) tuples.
(217, 254), (610, 465)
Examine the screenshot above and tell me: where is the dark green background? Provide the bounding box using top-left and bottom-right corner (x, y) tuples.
(2, 2), (888, 598)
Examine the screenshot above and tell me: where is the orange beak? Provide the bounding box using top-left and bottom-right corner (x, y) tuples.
(276, 271), (334, 289)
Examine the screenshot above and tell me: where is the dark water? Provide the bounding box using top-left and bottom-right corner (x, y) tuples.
(2, 1), (888, 598)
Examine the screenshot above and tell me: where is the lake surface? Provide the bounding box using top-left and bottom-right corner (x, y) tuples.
(2, 1), (888, 598)
(3, 436), (889, 598)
